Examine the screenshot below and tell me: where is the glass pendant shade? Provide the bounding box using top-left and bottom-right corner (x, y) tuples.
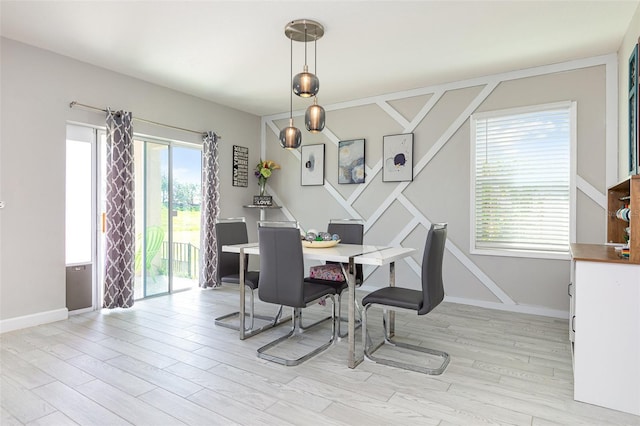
(279, 118), (302, 149)
(293, 65), (319, 98)
(305, 98), (325, 132)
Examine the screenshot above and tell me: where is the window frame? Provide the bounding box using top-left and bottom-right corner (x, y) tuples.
(469, 101), (577, 260)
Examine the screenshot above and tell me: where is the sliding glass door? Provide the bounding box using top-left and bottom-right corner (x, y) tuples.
(133, 138), (202, 299)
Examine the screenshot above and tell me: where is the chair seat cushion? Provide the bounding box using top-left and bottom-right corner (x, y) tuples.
(304, 276), (348, 292)
(221, 270), (259, 289)
(362, 286), (423, 312)
(303, 282), (337, 305)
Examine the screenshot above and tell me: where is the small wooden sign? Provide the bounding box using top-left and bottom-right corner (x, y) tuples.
(253, 196), (273, 206)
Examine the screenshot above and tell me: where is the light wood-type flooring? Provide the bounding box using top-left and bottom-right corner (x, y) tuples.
(2, 287), (639, 425)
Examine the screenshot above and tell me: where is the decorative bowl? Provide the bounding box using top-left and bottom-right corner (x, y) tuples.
(302, 239), (340, 248)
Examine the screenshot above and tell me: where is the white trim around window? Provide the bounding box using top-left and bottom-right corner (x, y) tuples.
(470, 101), (577, 260)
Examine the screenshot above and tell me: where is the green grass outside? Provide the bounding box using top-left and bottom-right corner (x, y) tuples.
(161, 207), (201, 248)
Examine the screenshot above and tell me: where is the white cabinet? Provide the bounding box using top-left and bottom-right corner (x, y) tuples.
(572, 255), (640, 416)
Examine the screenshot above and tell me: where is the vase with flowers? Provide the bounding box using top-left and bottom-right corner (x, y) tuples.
(255, 160), (280, 196)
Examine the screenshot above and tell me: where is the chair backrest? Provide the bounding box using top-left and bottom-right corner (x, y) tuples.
(215, 218), (249, 282)
(327, 219), (364, 245)
(258, 220), (299, 228)
(327, 219), (364, 282)
(419, 223), (447, 316)
(257, 226), (305, 308)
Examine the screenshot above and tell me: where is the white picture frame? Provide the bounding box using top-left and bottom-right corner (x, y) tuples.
(301, 144), (325, 186)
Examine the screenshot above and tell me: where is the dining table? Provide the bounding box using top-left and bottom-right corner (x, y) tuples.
(221, 241), (416, 368)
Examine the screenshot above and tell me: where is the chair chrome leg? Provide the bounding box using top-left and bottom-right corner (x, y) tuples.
(257, 296), (336, 366)
(362, 304), (450, 375)
(298, 293), (336, 332)
(298, 311), (333, 331)
(299, 289), (361, 339)
(215, 285), (290, 335)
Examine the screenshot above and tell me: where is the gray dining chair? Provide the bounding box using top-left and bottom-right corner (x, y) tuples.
(361, 223), (450, 375)
(256, 224), (337, 366)
(214, 217), (288, 336)
(304, 218), (364, 338)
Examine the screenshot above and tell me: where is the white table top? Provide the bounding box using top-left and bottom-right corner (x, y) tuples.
(222, 242), (415, 265)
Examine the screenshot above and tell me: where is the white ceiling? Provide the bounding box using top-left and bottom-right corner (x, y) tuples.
(1, 1), (638, 117)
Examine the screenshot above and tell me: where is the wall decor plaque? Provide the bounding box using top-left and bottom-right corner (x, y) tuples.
(232, 145), (249, 187)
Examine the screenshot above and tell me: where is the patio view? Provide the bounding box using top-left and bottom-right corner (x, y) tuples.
(133, 141), (202, 299)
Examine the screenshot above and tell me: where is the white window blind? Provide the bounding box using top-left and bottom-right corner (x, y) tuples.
(472, 104), (571, 255)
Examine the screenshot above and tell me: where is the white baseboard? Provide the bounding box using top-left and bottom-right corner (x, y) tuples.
(68, 306), (94, 316)
(443, 296), (569, 319)
(0, 308), (69, 334)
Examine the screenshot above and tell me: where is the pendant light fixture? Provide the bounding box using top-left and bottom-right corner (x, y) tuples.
(279, 36), (302, 149)
(282, 19), (326, 143)
(305, 96), (325, 133)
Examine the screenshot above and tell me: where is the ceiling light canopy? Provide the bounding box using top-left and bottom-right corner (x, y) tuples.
(279, 19), (326, 149)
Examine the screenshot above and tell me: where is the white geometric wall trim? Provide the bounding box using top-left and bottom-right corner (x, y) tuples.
(316, 125), (340, 145)
(415, 82), (499, 174)
(262, 54), (615, 315)
(365, 181), (410, 233)
(377, 100), (411, 129)
(405, 90), (445, 132)
(576, 175), (607, 209)
(323, 181), (363, 220)
(445, 240), (516, 305)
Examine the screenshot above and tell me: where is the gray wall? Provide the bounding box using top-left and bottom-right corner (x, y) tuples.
(262, 57), (614, 318)
(0, 38), (261, 329)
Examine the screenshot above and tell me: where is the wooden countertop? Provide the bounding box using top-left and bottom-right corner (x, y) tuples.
(570, 243), (631, 264)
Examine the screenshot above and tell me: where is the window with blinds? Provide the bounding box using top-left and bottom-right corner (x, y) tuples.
(471, 102), (574, 257)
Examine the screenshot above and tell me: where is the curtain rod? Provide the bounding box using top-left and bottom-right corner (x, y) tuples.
(69, 101), (221, 139)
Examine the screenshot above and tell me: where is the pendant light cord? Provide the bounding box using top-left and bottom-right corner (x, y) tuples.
(304, 27), (308, 68)
(290, 36), (293, 120)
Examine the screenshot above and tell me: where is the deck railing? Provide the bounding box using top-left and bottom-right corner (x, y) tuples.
(161, 241), (199, 279)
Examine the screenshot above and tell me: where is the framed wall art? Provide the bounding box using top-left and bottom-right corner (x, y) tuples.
(383, 133), (414, 182)
(338, 139), (365, 184)
(301, 144), (325, 186)
(232, 145), (249, 187)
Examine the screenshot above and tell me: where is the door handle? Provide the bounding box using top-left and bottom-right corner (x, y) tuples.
(568, 282), (572, 296)
(571, 315), (576, 333)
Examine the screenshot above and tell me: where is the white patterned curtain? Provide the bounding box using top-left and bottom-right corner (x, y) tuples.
(199, 131), (220, 288)
(103, 109), (135, 308)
